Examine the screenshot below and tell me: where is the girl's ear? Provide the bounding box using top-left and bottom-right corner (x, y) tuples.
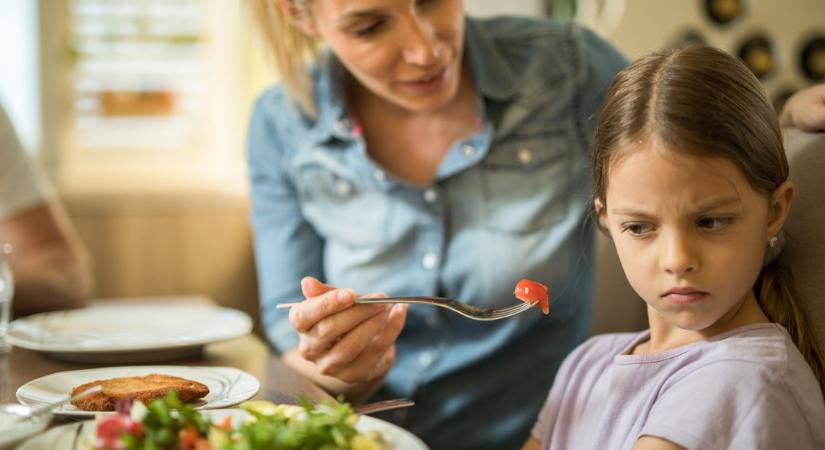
(594, 198), (610, 236)
(766, 180), (796, 240)
(277, 0), (320, 37)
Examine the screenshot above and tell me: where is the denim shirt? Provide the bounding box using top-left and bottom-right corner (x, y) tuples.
(248, 16), (626, 450)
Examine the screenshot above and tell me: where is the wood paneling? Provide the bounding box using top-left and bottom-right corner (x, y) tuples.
(62, 189), (262, 336)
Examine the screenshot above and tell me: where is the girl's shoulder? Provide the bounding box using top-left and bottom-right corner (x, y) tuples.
(700, 323), (802, 371)
(645, 325), (825, 448)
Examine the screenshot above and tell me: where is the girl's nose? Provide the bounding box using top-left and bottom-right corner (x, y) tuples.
(401, 16), (440, 66)
(659, 232), (698, 276)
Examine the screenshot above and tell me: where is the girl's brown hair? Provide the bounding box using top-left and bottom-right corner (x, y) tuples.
(592, 44), (825, 394)
(246, 0), (320, 116)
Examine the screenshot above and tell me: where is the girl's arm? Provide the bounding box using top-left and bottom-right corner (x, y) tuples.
(633, 436), (686, 450)
(521, 437), (541, 450)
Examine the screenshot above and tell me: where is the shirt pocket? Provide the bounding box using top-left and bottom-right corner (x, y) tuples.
(480, 129), (574, 234)
(293, 157), (390, 247)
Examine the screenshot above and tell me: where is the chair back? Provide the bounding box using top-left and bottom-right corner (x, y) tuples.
(781, 129), (825, 354)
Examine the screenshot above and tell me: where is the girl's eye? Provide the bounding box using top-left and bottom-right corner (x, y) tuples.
(354, 20), (384, 37)
(623, 223), (653, 236)
(697, 217), (734, 230)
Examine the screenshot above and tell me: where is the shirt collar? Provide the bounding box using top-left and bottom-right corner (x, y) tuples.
(463, 16), (519, 102)
(304, 51), (350, 146)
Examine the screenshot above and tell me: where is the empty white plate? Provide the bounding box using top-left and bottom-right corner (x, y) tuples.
(7, 301), (252, 363)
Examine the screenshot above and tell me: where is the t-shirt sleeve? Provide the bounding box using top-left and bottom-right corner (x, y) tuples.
(531, 335), (628, 443)
(531, 352), (574, 441)
(0, 105), (49, 221)
(640, 361), (816, 450)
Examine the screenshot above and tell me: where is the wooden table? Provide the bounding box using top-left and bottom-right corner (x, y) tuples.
(0, 335), (331, 414)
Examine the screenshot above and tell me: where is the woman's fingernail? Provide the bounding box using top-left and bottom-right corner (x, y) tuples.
(337, 289), (351, 301)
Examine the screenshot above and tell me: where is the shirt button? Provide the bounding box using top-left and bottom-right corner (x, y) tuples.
(335, 119), (351, 132)
(461, 144), (475, 158)
(418, 351), (434, 367)
(373, 170), (386, 182)
(517, 148), (533, 165)
(423, 188), (438, 204)
(422, 252), (438, 269)
(335, 180), (352, 197)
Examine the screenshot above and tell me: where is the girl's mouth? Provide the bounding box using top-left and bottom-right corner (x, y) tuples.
(662, 287), (708, 305)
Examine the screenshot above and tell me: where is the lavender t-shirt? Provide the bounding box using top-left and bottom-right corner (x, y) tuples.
(532, 323), (825, 449)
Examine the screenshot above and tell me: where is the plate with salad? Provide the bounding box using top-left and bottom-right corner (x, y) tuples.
(16, 393), (428, 450)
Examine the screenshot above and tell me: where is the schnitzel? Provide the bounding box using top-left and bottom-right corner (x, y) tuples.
(70, 374), (209, 411)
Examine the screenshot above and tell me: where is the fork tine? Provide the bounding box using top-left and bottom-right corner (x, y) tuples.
(489, 302), (534, 318)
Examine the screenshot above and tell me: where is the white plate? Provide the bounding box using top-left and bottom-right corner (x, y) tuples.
(16, 366), (260, 417)
(0, 404), (51, 450)
(7, 301), (251, 363)
(17, 408), (429, 450)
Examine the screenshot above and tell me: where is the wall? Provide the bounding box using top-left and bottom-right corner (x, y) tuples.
(63, 188), (262, 336)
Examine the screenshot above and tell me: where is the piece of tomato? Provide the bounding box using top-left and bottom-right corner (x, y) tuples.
(513, 279), (549, 315)
(178, 426), (201, 450)
(95, 413), (143, 450)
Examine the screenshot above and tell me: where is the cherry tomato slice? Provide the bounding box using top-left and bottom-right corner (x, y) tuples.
(513, 279), (549, 315)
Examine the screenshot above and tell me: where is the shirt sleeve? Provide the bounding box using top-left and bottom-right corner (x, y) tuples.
(246, 93), (324, 353)
(573, 25), (628, 148)
(0, 105), (48, 221)
(531, 336), (601, 442)
(641, 361), (816, 450)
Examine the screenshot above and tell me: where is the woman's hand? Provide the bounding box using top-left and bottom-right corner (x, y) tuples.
(284, 276), (407, 400)
(780, 84), (825, 131)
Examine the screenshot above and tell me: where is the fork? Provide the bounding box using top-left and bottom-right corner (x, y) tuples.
(276, 297), (535, 321)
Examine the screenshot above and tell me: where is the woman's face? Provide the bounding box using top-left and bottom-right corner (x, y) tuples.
(303, 0), (465, 112)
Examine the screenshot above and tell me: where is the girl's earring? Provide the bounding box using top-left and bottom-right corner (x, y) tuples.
(763, 231), (784, 267)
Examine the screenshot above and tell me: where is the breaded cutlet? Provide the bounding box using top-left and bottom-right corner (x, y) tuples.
(70, 373), (209, 411)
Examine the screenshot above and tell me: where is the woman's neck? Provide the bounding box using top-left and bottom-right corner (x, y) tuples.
(633, 291), (771, 355)
(344, 64), (479, 185)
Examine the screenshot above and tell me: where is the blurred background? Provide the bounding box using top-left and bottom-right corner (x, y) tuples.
(0, 0), (822, 334)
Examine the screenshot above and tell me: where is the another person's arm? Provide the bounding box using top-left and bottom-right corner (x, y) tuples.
(0, 105), (92, 316)
(0, 200), (92, 316)
(780, 84), (825, 131)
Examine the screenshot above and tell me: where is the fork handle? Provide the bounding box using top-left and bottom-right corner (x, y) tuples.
(275, 297), (445, 309)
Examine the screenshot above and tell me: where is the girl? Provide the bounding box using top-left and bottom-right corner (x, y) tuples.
(524, 45), (825, 450)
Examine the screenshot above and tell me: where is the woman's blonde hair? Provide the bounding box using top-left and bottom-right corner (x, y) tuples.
(246, 0), (320, 117)
(592, 45), (825, 395)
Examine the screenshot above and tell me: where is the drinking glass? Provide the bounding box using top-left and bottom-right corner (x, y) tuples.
(0, 243), (13, 353)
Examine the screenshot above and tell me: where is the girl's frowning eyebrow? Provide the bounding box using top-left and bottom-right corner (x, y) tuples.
(610, 197), (742, 217)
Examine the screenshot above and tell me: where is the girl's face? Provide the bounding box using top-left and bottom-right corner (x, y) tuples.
(300, 0), (465, 112)
(597, 139), (793, 336)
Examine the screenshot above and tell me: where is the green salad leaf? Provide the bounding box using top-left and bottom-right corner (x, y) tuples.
(109, 393), (386, 450)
